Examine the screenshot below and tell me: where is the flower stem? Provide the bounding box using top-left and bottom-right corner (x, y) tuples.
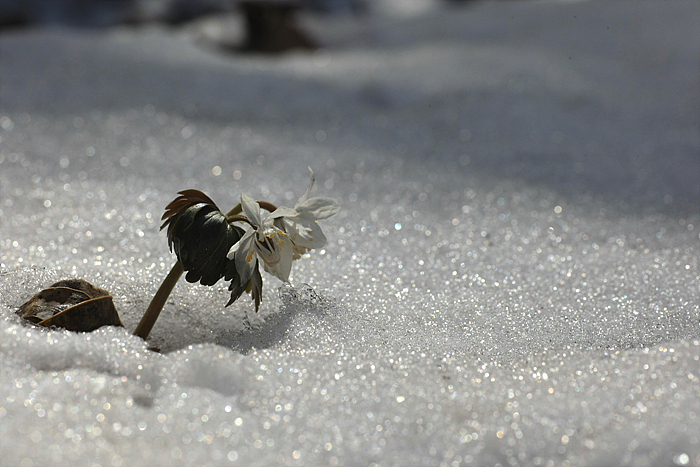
(133, 261), (184, 340)
(225, 201), (277, 220)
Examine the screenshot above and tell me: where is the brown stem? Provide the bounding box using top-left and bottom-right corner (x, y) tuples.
(225, 204), (243, 218)
(133, 261), (184, 340)
(225, 201), (278, 220)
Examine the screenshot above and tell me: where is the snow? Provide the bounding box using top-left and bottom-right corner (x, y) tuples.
(1, 0), (699, 465)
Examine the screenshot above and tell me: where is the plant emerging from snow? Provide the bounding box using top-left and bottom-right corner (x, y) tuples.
(133, 167), (340, 340)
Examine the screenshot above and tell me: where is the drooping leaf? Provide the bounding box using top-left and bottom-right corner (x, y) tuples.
(17, 278), (124, 332)
(250, 265), (263, 312)
(225, 258), (263, 311)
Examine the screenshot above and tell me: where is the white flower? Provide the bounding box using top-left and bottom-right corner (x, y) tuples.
(226, 168), (340, 283)
(272, 167), (341, 259)
(227, 192), (293, 282)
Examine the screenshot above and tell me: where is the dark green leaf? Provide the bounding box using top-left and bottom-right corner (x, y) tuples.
(161, 190), (244, 287)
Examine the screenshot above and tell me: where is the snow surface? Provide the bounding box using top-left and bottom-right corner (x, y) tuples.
(1, 0), (700, 466)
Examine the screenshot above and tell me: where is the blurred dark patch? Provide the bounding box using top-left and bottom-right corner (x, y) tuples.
(0, 0), (367, 30)
(0, 0), (141, 29)
(238, 0), (315, 53)
(0, 0), (319, 53)
(0, 0), (233, 29)
(162, 0), (235, 25)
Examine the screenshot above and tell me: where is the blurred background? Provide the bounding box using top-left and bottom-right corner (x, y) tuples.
(1, 0), (370, 32)
(1, 0), (698, 214)
(0, 0), (432, 52)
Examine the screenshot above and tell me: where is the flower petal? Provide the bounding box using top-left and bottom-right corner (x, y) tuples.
(227, 229), (252, 260)
(253, 229), (280, 267)
(240, 193), (262, 226)
(261, 231), (294, 282)
(295, 197), (340, 220)
(231, 231), (257, 281)
(267, 205), (297, 220)
(298, 220), (328, 249)
(281, 217), (327, 250)
(294, 166), (316, 209)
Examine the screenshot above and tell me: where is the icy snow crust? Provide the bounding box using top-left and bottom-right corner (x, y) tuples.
(1, 0), (699, 465)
